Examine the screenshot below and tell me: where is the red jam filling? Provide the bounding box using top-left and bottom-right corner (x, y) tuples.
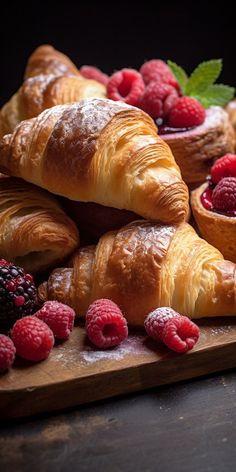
(201, 185), (236, 217)
(158, 125), (195, 135)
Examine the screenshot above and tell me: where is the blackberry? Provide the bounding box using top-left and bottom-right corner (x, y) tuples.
(0, 259), (37, 330)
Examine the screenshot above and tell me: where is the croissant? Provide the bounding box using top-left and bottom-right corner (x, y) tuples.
(24, 44), (81, 79)
(161, 107), (235, 189)
(0, 98), (189, 223)
(0, 176), (79, 273)
(38, 220), (236, 325)
(0, 74), (106, 137)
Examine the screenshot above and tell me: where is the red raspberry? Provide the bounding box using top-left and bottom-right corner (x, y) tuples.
(80, 65), (109, 86)
(35, 301), (75, 340)
(144, 307), (200, 353)
(168, 96), (206, 128)
(11, 316), (54, 362)
(211, 154), (236, 184)
(212, 177), (236, 212)
(139, 82), (179, 119)
(85, 299), (128, 348)
(140, 59), (180, 90)
(0, 334), (16, 372)
(107, 68), (145, 106)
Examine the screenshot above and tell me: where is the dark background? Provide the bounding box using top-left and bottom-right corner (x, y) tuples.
(0, 0), (235, 107)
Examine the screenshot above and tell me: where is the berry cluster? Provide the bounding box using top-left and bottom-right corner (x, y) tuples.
(0, 264), (200, 372)
(80, 60), (206, 128)
(84, 299), (199, 354)
(201, 154), (236, 214)
(0, 258), (76, 372)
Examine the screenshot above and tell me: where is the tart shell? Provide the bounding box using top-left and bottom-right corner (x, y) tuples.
(191, 182), (236, 263)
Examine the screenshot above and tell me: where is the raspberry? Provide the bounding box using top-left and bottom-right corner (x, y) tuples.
(168, 96), (206, 128)
(162, 317), (200, 353)
(211, 154), (236, 184)
(0, 334), (16, 372)
(80, 65), (109, 86)
(140, 59), (180, 90)
(11, 316), (54, 362)
(139, 82), (179, 119)
(0, 260), (37, 329)
(212, 177), (236, 212)
(107, 68), (145, 106)
(85, 299), (128, 348)
(144, 307), (200, 353)
(35, 301), (75, 340)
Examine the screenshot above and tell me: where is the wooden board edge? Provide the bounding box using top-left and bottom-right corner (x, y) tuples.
(1, 342), (236, 418)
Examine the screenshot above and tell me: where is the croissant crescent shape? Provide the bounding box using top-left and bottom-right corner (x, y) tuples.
(38, 221), (236, 325)
(0, 98), (189, 223)
(0, 176), (79, 273)
(0, 74), (106, 137)
(24, 44), (81, 79)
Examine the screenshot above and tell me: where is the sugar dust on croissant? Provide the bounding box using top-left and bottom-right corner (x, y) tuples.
(38, 221), (236, 325)
(0, 98), (189, 223)
(0, 74), (106, 137)
(0, 176), (79, 273)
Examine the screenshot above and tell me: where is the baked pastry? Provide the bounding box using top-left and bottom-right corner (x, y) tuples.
(24, 44), (81, 79)
(0, 98), (189, 224)
(0, 176), (79, 273)
(226, 100), (236, 140)
(191, 154), (236, 263)
(0, 74), (106, 137)
(38, 220), (236, 325)
(160, 107), (235, 189)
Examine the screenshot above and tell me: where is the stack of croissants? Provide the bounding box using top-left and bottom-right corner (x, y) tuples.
(0, 44), (236, 327)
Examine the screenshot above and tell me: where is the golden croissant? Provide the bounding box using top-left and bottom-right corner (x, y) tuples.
(38, 220), (236, 325)
(0, 176), (79, 273)
(0, 98), (189, 223)
(0, 74), (106, 137)
(24, 44), (81, 79)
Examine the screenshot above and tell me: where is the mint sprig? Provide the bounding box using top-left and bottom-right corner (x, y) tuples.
(167, 60), (188, 94)
(167, 58), (235, 108)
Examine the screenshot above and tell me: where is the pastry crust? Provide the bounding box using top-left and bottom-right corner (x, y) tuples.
(38, 221), (236, 325)
(226, 100), (236, 145)
(191, 182), (236, 263)
(0, 74), (106, 137)
(161, 107), (235, 188)
(24, 44), (81, 78)
(0, 98), (189, 224)
(0, 177), (79, 273)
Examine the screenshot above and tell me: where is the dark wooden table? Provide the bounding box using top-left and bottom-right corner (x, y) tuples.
(1, 370), (236, 472)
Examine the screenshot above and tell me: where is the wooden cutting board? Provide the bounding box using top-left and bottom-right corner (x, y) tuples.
(1, 317), (236, 418)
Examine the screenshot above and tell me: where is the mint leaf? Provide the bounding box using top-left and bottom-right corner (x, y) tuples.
(186, 59), (222, 96)
(194, 84), (235, 108)
(167, 60), (188, 94)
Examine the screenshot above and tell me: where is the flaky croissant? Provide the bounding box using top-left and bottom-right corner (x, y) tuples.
(0, 74), (106, 137)
(0, 176), (79, 273)
(38, 220), (236, 325)
(24, 44), (81, 79)
(0, 98), (189, 223)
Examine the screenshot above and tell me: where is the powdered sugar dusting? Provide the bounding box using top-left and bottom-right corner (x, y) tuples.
(51, 334), (150, 368)
(79, 335), (150, 364)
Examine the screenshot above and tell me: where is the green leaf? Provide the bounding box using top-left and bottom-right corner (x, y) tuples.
(193, 84), (235, 108)
(186, 59), (222, 95)
(167, 60), (188, 94)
